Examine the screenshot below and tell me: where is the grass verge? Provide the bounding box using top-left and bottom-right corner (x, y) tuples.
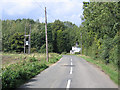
(2, 53), (62, 90)
(79, 55), (119, 85)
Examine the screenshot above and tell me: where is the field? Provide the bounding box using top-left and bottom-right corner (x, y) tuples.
(2, 53), (61, 67)
(1, 53), (62, 89)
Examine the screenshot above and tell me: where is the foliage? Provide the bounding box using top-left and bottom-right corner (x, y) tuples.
(38, 43), (54, 53)
(2, 19), (78, 53)
(10, 32), (24, 52)
(61, 52), (67, 55)
(78, 2), (120, 67)
(2, 59), (48, 90)
(2, 53), (62, 90)
(38, 44), (46, 53)
(29, 56), (38, 62)
(48, 55), (62, 63)
(75, 52), (80, 54)
(2, 32), (24, 52)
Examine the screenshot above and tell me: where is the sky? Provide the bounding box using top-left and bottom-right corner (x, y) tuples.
(1, 0), (89, 26)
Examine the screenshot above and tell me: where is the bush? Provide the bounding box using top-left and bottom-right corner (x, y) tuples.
(38, 44), (46, 53)
(109, 33), (120, 66)
(29, 56), (38, 62)
(75, 52), (80, 54)
(38, 44), (54, 53)
(48, 55), (62, 63)
(2, 58), (48, 90)
(2, 53), (62, 90)
(31, 48), (37, 53)
(61, 52), (67, 55)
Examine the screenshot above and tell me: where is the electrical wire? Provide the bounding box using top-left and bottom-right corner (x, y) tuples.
(32, 0), (56, 22)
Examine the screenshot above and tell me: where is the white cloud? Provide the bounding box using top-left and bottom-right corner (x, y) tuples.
(2, 0), (36, 15)
(1, 0), (89, 26)
(45, 1), (83, 26)
(1, 0), (88, 16)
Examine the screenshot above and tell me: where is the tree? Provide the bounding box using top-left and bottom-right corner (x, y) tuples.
(51, 20), (66, 53)
(9, 32), (24, 52)
(80, 1), (120, 66)
(2, 19), (79, 53)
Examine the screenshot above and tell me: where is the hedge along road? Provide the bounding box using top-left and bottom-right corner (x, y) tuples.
(18, 55), (118, 89)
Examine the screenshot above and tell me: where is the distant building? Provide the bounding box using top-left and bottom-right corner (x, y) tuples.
(70, 46), (81, 54)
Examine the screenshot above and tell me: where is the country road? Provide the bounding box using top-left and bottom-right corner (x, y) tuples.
(18, 55), (118, 89)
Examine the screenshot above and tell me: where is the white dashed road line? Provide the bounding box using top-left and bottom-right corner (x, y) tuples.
(66, 79), (71, 89)
(70, 67), (73, 74)
(66, 58), (73, 89)
(70, 58), (73, 74)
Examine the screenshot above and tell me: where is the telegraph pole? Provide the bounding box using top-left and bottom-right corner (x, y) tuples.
(45, 7), (49, 62)
(24, 24), (26, 54)
(28, 24), (31, 54)
(81, 33), (82, 55)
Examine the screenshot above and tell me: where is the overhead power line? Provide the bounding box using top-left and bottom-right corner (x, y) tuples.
(32, 0), (56, 21)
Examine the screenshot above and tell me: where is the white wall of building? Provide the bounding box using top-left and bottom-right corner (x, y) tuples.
(70, 46), (81, 54)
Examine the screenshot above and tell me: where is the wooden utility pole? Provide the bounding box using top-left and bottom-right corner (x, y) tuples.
(81, 33), (82, 55)
(45, 7), (49, 62)
(28, 24), (31, 54)
(24, 24), (26, 54)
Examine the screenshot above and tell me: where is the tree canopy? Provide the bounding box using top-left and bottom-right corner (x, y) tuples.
(78, 2), (120, 66)
(2, 19), (79, 54)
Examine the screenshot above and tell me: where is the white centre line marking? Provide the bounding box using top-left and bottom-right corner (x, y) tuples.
(71, 62), (73, 65)
(66, 79), (71, 89)
(71, 59), (72, 62)
(70, 67), (73, 74)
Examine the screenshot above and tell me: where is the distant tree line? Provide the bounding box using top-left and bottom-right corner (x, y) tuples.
(2, 19), (79, 53)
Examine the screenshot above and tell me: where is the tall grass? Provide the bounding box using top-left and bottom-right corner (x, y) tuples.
(2, 53), (62, 90)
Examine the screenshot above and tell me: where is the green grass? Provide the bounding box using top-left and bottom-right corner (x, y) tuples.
(2, 53), (62, 90)
(2, 53), (61, 67)
(80, 55), (119, 85)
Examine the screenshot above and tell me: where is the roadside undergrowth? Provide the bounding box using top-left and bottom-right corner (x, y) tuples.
(2, 53), (62, 90)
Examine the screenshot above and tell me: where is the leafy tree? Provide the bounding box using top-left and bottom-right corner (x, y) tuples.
(2, 19), (79, 54)
(51, 20), (66, 53)
(80, 2), (120, 66)
(9, 32), (24, 52)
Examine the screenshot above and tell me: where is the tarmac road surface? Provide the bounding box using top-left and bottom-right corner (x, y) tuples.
(18, 55), (118, 89)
